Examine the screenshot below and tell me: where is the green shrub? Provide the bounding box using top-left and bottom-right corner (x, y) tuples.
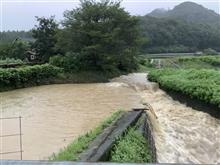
(148, 69), (220, 108)
(0, 64), (62, 90)
(110, 128), (152, 163)
(49, 53), (81, 72)
(0, 40), (30, 60)
(203, 48), (218, 55)
(0, 58), (24, 65)
(178, 56), (220, 67)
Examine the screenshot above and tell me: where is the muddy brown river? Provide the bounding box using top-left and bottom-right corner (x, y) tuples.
(1, 73), (220, 163)
(0, 82), (142, 160)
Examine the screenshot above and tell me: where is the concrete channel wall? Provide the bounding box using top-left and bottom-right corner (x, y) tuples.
(79, 110), (144, 161)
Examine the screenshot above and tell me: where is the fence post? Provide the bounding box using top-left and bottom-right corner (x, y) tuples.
(19, 116), (23, 160)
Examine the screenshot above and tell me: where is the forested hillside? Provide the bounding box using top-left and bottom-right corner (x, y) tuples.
(0, 31), (33, 44)
(149, 2), (220, 25)
(142, 1), (220, 53)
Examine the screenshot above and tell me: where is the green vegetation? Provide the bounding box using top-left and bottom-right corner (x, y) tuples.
(148, 2), (219, 25)
(0, 31), (33, 44)
(32, 16), (58, 62)
(148, 69), (220, 108)
(0, 64), (62, 91)
(1, 0), (220, 91)
(203, 48), (218, 55)
(141, 2), (220, 53)
(140, 16), (220, 53)
(178, 56), (220, 67)
(0, 39), (30, 60)
(0, 0), (142, 91)
(0, 58), (24, 65)
(56, 0), (141, 73)
(50, 110), (124, 161)
(138, 56), (220, 70)
(110, 128), (152, 163)
(1, 1), (220, 61)
(138, 58), (155, 72)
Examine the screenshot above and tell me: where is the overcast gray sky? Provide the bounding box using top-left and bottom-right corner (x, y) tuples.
(1, 0), (220, 31)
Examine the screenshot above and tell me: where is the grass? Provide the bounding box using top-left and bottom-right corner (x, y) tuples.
(148, 68), (220, 108)
(139, 55), (220, 71)
(138, 64), (156, 73)
(50, 110), (124, 161)
(110, 128), (152, 163)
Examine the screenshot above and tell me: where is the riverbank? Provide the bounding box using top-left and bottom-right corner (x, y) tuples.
(2, 73), (220, 162)
(0, 65), (122, 92)
(112, 73), (220, 164)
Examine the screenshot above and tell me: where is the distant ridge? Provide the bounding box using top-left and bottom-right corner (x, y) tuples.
(148, 1), (220, 25)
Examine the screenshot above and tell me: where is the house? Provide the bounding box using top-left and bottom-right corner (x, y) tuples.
(25, 50), (39, 62)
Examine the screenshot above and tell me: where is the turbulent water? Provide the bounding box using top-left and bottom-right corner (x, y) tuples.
(112, 73), (220, 164)
(1, 73), (219, 163)
(0, 83), (141, 160)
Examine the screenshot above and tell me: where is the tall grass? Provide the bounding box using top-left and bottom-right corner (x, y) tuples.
(110, 128), (152, 163)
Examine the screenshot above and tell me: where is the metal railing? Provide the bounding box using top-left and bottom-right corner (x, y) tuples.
(0, 116), (23, 160)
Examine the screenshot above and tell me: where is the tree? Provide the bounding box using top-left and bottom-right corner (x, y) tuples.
(32, 16), (58, 62)
(0, 39), (29, 60)
(57, 0), (141, 72)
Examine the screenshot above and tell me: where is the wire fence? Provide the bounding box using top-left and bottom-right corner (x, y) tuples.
(143, 113), (157, 163)
(0, 116), (23, 160)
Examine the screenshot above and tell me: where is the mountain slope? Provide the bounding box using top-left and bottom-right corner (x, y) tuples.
(148, 1), (220, 25)
(148, 8), (168, 18)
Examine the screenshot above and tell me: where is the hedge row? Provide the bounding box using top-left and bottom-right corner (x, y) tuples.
(0, 64), (62, 90)
(178, 56), (220, 67)
(148, 69), (220, 108)
(0, 58), (24, 65)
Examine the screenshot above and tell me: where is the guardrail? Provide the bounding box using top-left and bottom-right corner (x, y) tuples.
(0, 160), (212, 165)
(0, 116), (23, 160)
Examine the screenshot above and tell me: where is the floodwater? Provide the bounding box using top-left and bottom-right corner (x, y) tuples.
(0, 83), (142, 160)
(1, 73), (220, 163)
(112, 73), (220, 164)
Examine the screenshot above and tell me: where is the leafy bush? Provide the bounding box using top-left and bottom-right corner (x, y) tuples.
(148, 69), (220, 108)
(178, 56), (220, 67)
(110, 128), (152, 163)
(0, 64), (62, 90)
(49, 53), (81, 72)
(203, 48), (218, 55)
(0, 40), (30, 60)
(0, 58), (24, 65)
